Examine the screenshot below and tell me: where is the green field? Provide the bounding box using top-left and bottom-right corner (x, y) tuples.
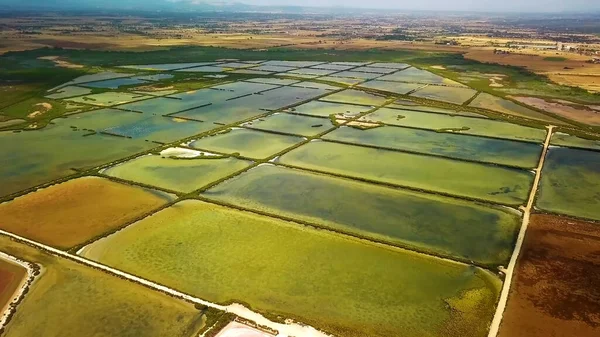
(80, 199), (502, 337)
(279, 141), (534, 205)
(363, 108), (548, 142)
(536, 147), (600, 221)
(102, 153), (253, 193)
(550, 132), (600, 151)
(0, 236), (212, 337)
(244, 113), (335, 136)
(323, 125), (542, 168)
(189, 128), (304, 159)
(203, 164), (521, 266)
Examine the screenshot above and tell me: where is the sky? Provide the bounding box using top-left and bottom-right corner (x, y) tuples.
(2, 0), (599, 13)
(237, 0), (598, 12)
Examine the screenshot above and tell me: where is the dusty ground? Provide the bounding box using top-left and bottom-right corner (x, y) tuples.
(38, 56), (84, 69)
(464, 49), (600, 92)
(214, 321), (274, 337)
(498, 213), (600, 337)
(27, 102), (52, 119)
(510, 96), (600, 126)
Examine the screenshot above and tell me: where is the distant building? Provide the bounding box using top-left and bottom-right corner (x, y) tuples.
(508, 42), (557, 50)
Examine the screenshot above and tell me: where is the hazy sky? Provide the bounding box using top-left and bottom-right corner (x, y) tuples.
(3, 0), (599, 12)
(244, 0), (596, 12)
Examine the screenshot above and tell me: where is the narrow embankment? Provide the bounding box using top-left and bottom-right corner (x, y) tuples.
(487, 125), (555, 337)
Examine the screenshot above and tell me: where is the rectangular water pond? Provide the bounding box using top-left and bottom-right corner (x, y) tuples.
(410, 86), (478, 105)
(102, 152), (252, 193)
(244, 113), (335, 137)
(352, 66), (397, 74)
(226, 86), (329, 111)
(358, 80), (423, 95)
(172, 99), (266, 125)
(63, 108), (147, 131)
(66, 92), (152, 107)
(535, 146), (600, 221)
(550, 132), (600, 151)
(364, 108), (547, 143)
(0, 237), (208, 337)
(188, 128), (304, 159)
(119, 62), (216, 71)
(45, 86), (92, 99)
(80, 199), (502, 337)
(278, 141), (534, 205)
(0, 176), (174, 249)
(0, 121), (155, 198)
(210, 82), (279, 95)
(105, 116), (217, 143)
(81, 78), (149, 89)
(323, 126), (542, 168)
(328, 71), (382, 80)
(286, 100), (371, 118)
(320, 89), (388, 106)
(378, 67), (465, 86)
(203, 164), (521, 266)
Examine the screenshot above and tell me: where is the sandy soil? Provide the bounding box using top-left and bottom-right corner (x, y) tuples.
(27, 102), (52, 118)
(214, 321), (274, 337)
(159, 147), (218, 158)
(510, 96), (600, 126)
(498, 214), (600, 337)
(38, 56), (84, 69)
(464, 49), (600, 92)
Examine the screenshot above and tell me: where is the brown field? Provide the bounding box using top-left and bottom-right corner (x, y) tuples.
(0, 258), (27, 314)
(464, 49), (600, 92)
(498, 214), (600, 337)
(0, 176), (174, 250)
(510, 96), (600, 126)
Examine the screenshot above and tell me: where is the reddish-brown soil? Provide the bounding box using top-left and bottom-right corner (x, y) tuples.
(0, 258), (27, 311)
(0, 176), (173, 250)
(498, 214), (600, 337)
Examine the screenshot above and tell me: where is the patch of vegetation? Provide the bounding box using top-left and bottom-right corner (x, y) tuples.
(543, 56), (567, 62)
(80, 199), (502, 337)
(0, 236), (208, 337)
